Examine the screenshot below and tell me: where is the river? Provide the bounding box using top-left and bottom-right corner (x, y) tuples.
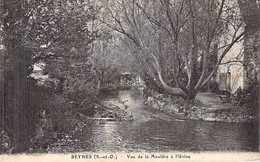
(53, 87), (259, 152)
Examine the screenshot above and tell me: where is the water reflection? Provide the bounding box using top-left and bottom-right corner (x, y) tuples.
(76, 88), (259, 152)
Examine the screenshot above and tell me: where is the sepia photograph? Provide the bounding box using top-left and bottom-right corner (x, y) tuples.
(0, 0), (259, 161)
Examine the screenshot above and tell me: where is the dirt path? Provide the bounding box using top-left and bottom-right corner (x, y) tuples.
(196, 92), (233, 111)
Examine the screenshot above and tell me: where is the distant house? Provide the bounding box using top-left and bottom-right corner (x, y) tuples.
(218, 62), (244, 93)
(218, 31), (244, 93)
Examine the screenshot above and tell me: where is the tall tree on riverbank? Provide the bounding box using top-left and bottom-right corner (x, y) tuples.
(101, 0), (244, 105)
(237, 0), (260, 108)
(1, 0), (100, 153)
(34, 0), (100, 103)
(2, 0), (35, 152)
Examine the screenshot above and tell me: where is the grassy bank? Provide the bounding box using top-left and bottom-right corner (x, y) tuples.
(144, 92), (258, 123)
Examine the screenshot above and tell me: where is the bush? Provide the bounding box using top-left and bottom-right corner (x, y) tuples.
(99, 86), (119, 96)
(201, 80), (219, 93)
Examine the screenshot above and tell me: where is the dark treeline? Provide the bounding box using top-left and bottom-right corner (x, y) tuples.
(0, 0), (101, 153)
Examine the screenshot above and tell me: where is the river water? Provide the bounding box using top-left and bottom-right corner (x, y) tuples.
(59, 87), (259, 152)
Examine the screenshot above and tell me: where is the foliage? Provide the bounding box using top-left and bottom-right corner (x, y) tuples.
(201, 80), (219, 93)
(101, 0), (245, 103)
(91, 28), (136, 90)
(238, 0), (260, 109)
(1, 0), (101, 153)
(27, 0), (100, 103)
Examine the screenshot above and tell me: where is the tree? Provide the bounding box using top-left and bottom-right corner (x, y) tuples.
(237, 0), (260, 107)
(22, 0), (100, 102)
(2, 0), (35, 152)
(91, 29), (136, 90)
(2, 0), (100, 152)
(237, 0), (260, 84)
(101, 0), (244, 106)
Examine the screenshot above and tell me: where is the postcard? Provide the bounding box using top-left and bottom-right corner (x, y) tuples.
(0, 0), (259, 161)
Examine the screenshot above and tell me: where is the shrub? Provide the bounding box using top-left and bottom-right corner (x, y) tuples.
(201, 80), (219, 93)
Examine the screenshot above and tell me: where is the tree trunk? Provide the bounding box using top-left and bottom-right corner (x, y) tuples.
(184, 89), (198, 110)
(243, 27), (260, 88)
(238, 0), (260, 88)
(238, 0), (260, 114)
(3, 0), (32, 153)
(4, 49), (32, 153)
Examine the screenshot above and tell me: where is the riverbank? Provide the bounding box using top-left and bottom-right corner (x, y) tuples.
(98, 85), (132, 98)
(29, 89), (259, 153)
(98, 98), (134, 121)
(144, 92), (257, 123)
